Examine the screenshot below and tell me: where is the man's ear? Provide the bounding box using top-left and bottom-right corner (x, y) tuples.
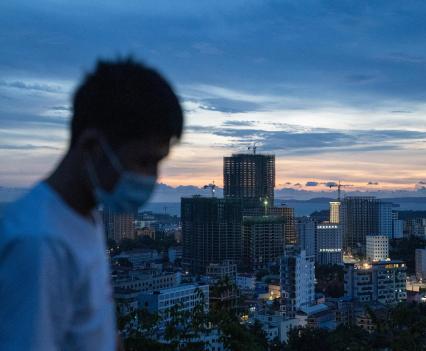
(76, 129), (106, 159)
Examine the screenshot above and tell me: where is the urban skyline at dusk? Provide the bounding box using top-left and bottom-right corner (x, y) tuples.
(1, 1), (426, 195)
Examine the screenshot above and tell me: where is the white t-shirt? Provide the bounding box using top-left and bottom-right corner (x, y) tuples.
(0, 182), (116, 351)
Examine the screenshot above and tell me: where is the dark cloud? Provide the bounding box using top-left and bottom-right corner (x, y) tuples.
(208, 126), (426, 155)
(222, 120), (256, 127)
(0, 112), (68, 129)
(367, 181), (379, 185)
(0, 80), (63, 93)
(419, 181), (426, 185)
(199, 98), (260, 113)
(50, 105), (70, 111)
(391, 110), (412, 114)
(0, 144), (59, 150)
(324, 182), (338, 188)
(305, 181), (319, 187)
(1, 0), (426, 106)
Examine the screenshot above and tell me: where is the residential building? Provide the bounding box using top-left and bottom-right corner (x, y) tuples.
(242, 215), (286, 271)
(206, 260), (237, 283)
(223, 153), (275, 207)
(316, 222), (342, 265)
(296, 217), (316, 258)
(366, 235), (389, 262)
(102, 208), (135, 242)
(392, 219), (404, 239)
(168, 246), (183, 264)
(405, 218), (426, 239)
(137, 284), (209, 321)
(181, 196), (243, 273)
(112, 249), (160, 269)
(340, 197), (394, 254)
(329, 201), (341, 224)
(113, 270), (180, 293)
(236, 274), (256, 291)
(245, 205), (297, 245)
(280, 248), (315, 318)
(378, 202), (393, 238)
(344, 261), (407, 305)
(415, 248), (426, 280)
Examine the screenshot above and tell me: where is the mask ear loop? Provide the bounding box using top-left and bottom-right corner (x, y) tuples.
(85, 154), (101, 191)
(97, 138), (124, 174)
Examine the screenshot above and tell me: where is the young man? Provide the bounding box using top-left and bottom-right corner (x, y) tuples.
(0, 59), (184, 350)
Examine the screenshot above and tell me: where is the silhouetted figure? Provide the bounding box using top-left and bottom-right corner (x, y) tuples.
(0, 58), (184, 350)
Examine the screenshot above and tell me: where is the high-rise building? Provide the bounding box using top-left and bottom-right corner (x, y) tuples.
(329, 201), (341, 224)
(366, 235), (389, 262)
(244, 205), (297, 245)
(378, 202), (393, 238)
(405, 218), (426, 239)
(280, 248), (315, 318)
(102, 208), (135, 242)
(223, 153), (275, 207)
(242, 215), (286, 271)
(392, 211), (404, 239)
(316, 222), (343, 265)
(415, 248), (426, 280)
(344, 261), (407, 305)
(340, 197), (393, 254)
(296, 217), (316, 258)
(181, 197), (243, 273)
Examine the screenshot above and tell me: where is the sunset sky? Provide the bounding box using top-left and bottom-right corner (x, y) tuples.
(1, 1), (425, 195)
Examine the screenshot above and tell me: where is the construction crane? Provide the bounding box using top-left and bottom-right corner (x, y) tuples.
(203, 181), (216, 197)
(248, 142), (257, 155)
(327, 180), (351, 201)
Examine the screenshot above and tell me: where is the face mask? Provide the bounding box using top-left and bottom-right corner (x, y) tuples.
(86, 140), (157, 214)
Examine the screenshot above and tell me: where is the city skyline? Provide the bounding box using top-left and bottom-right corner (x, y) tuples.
(1, 1), (426, 192)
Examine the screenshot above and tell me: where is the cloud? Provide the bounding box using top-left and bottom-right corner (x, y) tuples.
(50, 105), (70, 111)
(367, 181), (379, 185)
(207, 126), (426, 155)
(305, 181), (319, 187)
(419, 181), (426, 185)
(324, 182), (338, 188)
(0, 144), (59, 150)
(222, 120), (256, 127)
(0, 80), (64, 93)
(1, 0), (426, 188)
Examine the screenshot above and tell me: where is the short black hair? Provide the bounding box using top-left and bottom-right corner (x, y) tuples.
(71, 58), (183, 147)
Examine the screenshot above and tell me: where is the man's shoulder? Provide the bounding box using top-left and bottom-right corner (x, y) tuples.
(1, 183), (55, 240)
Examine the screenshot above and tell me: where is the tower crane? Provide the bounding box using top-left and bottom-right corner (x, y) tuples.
(327, 180), (351, 201)
(203, 181), (216, 197)
(248, 142), (257, 155)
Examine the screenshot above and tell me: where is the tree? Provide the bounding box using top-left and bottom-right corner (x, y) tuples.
(285, 327), (330, 351)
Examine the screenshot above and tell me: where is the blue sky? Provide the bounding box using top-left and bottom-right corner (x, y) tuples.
(0, 0), (425, 196)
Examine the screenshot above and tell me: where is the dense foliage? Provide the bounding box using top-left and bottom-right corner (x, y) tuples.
(315, 264), (344, 298)
(119, 283), (274, 351)
(285, 303), (426, 351)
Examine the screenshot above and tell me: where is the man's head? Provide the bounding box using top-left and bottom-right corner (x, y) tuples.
(69, 58), (183, 211)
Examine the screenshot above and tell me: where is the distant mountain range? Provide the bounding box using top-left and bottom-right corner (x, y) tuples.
(1, 184), (425, 217)
(1, 183), (425, 203)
